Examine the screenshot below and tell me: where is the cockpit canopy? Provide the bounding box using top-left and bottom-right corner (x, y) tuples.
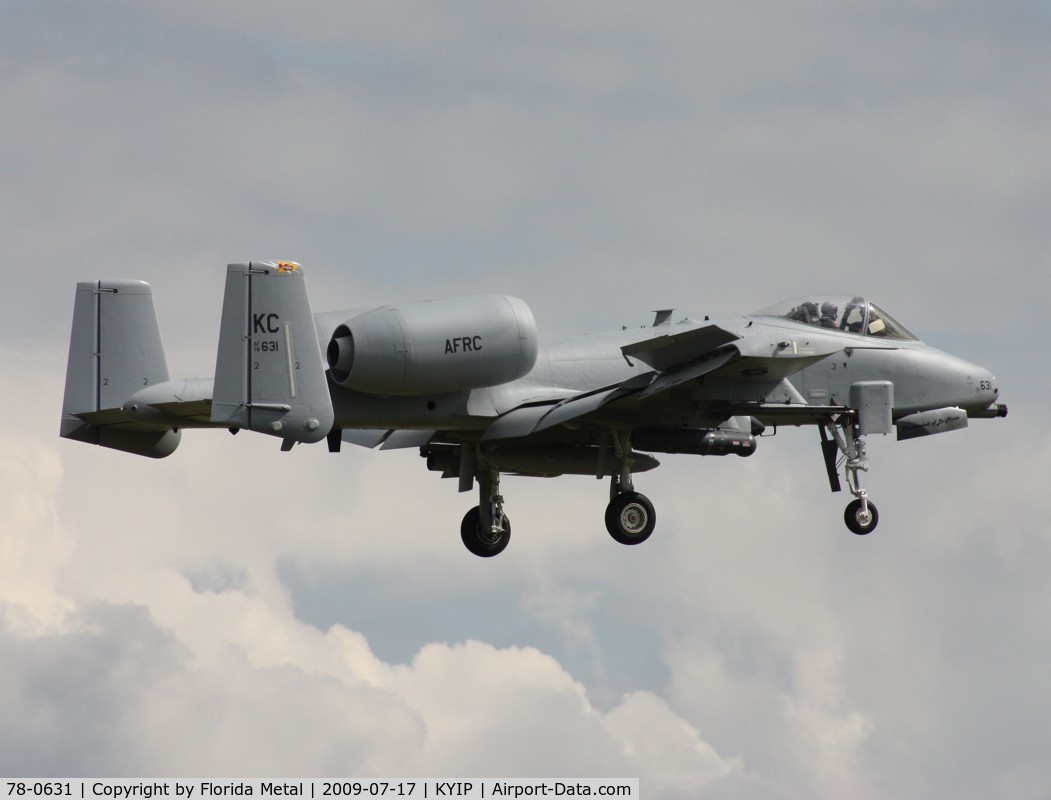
(754, 296), (918, 341)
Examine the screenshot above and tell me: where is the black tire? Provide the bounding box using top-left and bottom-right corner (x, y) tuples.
(460, 506), (511, 557)
(605, 492), (656, 545)
(844, 498), (879, 535)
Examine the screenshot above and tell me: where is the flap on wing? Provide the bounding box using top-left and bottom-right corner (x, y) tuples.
(341, 429), (391, 449)
(533, 386), (626, 434)
(338, 428), (437, 449)
(533, 372), (654, 433)
(380, 429), (437, 450)
(483, 373), (654, 441)
(482, 403), (558, 441)
(638, 347), (738, 398)
(622, 324), (739, 371)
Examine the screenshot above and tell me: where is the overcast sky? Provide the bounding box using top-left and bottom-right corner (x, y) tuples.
(4, 2), (1051, 797)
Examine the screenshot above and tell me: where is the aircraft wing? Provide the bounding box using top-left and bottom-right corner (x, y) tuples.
(623, 322), (849, 398)
(621, 324), (739, 371)
(625, 322), (858, 387)
(482, 324), (858, 440)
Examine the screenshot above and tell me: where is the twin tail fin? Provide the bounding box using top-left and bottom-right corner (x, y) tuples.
(60, 263), (333, 458)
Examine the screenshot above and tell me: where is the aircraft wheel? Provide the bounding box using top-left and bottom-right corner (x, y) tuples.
(605, 492), (656, 545)
(845, 499), (879, 535)
(461, 506), (511, 557)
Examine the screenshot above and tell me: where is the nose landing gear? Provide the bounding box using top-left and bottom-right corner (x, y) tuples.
(823, 417), (880, 535)
(845, 497), (878, 535)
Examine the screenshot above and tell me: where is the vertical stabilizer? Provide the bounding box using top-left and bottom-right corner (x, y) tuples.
(60, 280), (180, 457)
(211, 262), (333, 443)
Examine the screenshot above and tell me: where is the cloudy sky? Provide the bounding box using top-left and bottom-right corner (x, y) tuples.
(4, 2), (1051, 797)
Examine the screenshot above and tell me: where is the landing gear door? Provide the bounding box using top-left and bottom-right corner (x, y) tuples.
(849, 381), (894, 436)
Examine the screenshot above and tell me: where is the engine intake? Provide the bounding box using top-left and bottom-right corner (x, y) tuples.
(327, 295), (538, 395)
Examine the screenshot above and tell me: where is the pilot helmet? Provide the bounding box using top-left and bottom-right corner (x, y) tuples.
(820, 301), (838, 317)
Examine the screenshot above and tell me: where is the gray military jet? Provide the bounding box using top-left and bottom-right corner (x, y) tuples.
(60, 263), (1007, 556)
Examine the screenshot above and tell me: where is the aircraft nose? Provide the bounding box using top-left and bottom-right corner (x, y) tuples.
(970, 366), (1008, 417)
(962, 363), (1002, 413)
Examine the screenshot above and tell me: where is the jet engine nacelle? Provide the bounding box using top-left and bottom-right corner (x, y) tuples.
(327, 295), (539, 395)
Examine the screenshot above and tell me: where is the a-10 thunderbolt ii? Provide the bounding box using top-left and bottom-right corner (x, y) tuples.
(60, 262), (1007, 556)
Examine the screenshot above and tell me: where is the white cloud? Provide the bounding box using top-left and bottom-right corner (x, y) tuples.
(0, 360), (76, 632)
(3, 353), (741, 787)
(604, 692), (742, 794)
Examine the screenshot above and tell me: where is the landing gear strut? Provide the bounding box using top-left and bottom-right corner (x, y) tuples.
(461, 467), (511, 557)
(823, 417), (879, 535)
(604, 435), (656, 545)
(454, 432), (658, 556)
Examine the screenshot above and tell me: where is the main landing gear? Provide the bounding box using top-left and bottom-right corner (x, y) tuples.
(821, 417), (879, 535)
(460, 468), (511, 557)
(458, 433), (656, 557)
(605, 463), (656, 545)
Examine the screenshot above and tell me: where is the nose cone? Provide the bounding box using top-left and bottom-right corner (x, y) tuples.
(941, 354), (1000, 413)
(968, 364), (1008, 418)
(973, 366), (1000, 409)
(902, 347), (1001, 414)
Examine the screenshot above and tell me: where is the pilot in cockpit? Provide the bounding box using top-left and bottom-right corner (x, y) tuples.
(819, 302), (839, 328)
(841, 298), (867, 333)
